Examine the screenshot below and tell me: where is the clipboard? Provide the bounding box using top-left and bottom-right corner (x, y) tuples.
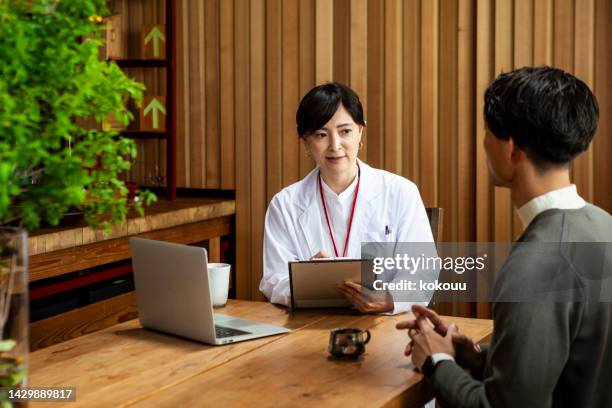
(288, 259), (374, 309)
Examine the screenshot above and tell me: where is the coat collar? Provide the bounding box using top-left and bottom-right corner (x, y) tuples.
(297, 159), (383, 257)
(294, 159), (383, 211)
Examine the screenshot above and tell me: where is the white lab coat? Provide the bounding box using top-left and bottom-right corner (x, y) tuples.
(260, 159), (435, 314)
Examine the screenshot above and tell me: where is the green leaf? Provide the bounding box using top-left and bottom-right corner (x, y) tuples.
(0, 340), (16, 352)
(0, 0), (155, 230)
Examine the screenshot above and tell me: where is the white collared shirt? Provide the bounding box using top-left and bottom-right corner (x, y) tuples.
(517, 184), (586, 229)
(318, 175), (359, 257)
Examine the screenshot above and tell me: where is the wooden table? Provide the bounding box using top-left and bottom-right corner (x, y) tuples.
(30, 300), (492, 408)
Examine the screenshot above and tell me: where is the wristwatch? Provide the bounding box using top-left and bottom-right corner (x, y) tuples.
(421, 356), (436, 378)
(421, 353), (455, 379)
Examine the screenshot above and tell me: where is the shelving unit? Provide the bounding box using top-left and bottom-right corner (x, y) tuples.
(114, 58), (171, 68)
(119, 130), (171, 140)
(111, 0), (177, 200)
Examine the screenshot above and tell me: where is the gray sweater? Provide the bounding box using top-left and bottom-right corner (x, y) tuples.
(430, 205), (612, 408)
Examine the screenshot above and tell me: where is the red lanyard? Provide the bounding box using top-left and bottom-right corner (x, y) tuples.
(318, 165), (360, 257)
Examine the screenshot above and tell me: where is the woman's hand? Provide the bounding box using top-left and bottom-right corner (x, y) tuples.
(336, 281), (394, 314)
(310, 250), (393, 313)
(311, 250), (330, 259)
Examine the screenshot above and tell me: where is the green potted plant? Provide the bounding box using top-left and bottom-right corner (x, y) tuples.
(0, 0), (155, 402)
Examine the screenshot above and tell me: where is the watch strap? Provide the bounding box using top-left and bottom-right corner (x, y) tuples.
(421, 353), (455, 379)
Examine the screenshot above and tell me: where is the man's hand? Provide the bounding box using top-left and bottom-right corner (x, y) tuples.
(448, 330), (484, 370)
(396, 304), (450, 335)
(396, 305), (483, 370)
(336, 281), (394, 314)
(407, 315), (457, 370)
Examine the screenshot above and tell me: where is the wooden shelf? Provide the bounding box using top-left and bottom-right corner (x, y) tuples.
(110, 0), (177, 200)
(120, 130), (170, 139)
(112, 58), (170, 68)
(28, 198), (236, 258)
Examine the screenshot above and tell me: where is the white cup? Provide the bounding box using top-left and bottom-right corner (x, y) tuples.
(208, 263), (231, 307)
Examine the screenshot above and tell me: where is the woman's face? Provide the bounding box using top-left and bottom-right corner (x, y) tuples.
(303, 104), (363, 177)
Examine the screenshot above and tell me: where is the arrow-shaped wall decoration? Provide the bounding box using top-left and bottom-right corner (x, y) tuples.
(141, 24), (166, 59)
(143, 97), (166, 129)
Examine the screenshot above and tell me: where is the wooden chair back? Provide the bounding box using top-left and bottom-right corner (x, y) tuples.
(425, 207), (444, 243)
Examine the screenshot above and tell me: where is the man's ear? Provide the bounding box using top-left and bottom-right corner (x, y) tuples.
(510, 138), (527, 164)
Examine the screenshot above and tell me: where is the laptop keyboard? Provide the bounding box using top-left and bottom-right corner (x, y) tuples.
(215, 325), (252, 338)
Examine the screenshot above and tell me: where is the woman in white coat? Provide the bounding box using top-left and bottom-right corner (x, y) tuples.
(260, 82), (435, 314)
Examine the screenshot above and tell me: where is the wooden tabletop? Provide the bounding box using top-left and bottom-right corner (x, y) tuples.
(28, 198), (235, 256)
(30, 300), (492, 408)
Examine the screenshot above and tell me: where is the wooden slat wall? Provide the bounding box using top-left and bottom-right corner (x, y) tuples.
(250, 0), (267, 299)
(234, 0), (251, 299)
(593, 0), (612, 213)
(282, 1), (300, 186)
(366, 0), (384, 169)
(118, 0), (611, 317)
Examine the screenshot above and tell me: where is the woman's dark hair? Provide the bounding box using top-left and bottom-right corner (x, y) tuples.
(484, 66), (599, 169)
(296, 82), (366, 138)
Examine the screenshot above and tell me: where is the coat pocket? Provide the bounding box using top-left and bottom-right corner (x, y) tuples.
(362, 230), (396, 243)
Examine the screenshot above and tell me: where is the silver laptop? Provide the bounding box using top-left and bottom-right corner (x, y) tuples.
(130, 237), (289, 345)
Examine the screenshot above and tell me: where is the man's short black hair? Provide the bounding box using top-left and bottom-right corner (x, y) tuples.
(296, 82), (366, 138)
(484, 66), (599, 169)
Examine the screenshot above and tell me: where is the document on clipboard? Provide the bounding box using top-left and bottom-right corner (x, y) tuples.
(288, 258), (374, 309)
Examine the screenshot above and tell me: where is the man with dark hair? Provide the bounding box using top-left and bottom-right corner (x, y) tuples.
(397, 66), (612, 407)
(484, 66), (599, 168)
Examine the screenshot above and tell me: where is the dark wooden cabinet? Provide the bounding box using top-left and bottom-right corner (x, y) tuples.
(110, 0), (177, 199)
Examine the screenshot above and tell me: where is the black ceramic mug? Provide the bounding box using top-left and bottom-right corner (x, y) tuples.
(328, 327), (371, 359)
